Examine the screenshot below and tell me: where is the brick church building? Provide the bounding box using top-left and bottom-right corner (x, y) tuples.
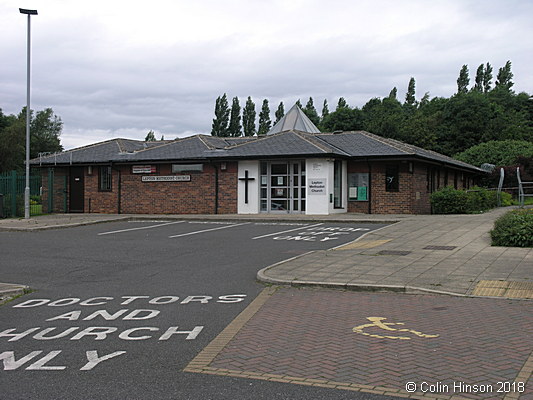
(33, 105), (483, 215)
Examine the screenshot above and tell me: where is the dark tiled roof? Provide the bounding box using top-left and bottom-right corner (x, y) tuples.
(314, 131), (481, 170)
(31, 130), (483, 172)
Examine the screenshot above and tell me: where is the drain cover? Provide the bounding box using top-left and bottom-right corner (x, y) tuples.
(423, 245), (457, 250)
(377, 250), (412, 256)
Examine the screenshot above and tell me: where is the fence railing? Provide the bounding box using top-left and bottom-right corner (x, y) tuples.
(0, 170), (43, 218)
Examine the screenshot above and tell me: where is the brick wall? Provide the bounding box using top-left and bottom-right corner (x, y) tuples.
(41, 163), (238, 215)
(41, 167), (69, 213)
(346, 161), (433, 215)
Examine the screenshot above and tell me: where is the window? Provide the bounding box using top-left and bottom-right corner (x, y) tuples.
(172, 164), (203, 173)
(348, 173), (369, 201)
(385, 165), (399, 192)
(99, 166), (112, 191)
(333, 160), (343, 208)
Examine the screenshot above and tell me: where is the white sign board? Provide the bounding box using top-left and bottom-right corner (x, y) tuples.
(142, 176), (191, 182)
(308, 178), (327, 195)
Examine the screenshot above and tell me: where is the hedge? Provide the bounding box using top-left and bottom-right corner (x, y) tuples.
(490, 209), (533, 247)
(430, 186), (508, 214)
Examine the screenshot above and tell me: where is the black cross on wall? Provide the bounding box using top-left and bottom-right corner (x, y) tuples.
(238, 170), (255, 204)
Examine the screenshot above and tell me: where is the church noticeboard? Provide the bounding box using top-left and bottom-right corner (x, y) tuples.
(142, 176), (191, 182)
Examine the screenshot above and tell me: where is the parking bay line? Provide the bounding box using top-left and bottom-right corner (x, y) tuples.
(168, 222), (251, 238)
(252, 223), (324, 240)
(98, 220), (186, 236)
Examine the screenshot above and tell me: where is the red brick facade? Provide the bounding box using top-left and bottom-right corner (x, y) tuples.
(42, 162), (238, 214)
(42, 160), (475, 215)
(347, 160), (474, 215)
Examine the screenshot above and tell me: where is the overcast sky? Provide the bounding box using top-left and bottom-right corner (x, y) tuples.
(1, 0), (532, 150)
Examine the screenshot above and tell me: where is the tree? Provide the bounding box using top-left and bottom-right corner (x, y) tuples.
(296, 99), (302, 109)
(258, 99), (271, 135)
(404, 77), (416, 107)
(0, 118), (25, 172)
(473, 64), (484, 92)
(388, 87), (398, 100)
(303, 97), (320, 126)
(457, 65), (469, 94)
(211, 93), (230, 137)
(454, 140), (533, 166)
(336, 97), (348, 110)
(228, 96), (242, 137)
(274, 102), (284, 125)
(145, 130), (156, 141)
(242, 96), (256, 136)
(321, 99), (329, 120)
(495, 60), (514, 92)
(0, 107), (63, 172)
(483, 62), (493, 93)
(321, 107), (363, 132)
(29, 108), (63, 157)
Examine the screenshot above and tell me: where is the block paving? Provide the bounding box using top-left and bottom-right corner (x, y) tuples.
(187, 287), (533, 400)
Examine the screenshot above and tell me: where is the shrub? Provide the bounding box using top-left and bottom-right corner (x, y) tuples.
(500, 191), (513, 207)
(431, 186), (503, 214)
(465, 186), (497, 212)
(430, 187), (468, 214)
(491, 209), (533, 247)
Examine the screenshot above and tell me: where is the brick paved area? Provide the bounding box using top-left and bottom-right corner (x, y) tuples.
(187, 287), (533, 400)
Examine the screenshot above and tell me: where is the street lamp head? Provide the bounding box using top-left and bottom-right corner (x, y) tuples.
(19, 8), (38, 15)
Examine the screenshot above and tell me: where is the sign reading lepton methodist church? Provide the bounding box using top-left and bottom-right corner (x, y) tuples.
(142, 176), (191, 182)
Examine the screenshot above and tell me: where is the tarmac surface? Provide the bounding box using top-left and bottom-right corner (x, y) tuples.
(1, 207), (531, 300)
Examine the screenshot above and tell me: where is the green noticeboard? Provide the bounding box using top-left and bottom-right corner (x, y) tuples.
(357, 186), (368, 201)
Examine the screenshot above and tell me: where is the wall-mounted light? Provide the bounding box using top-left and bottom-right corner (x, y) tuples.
(220, 162), (227, 171)
(87, 166), (93, 175)
(408, 162), (413, 173)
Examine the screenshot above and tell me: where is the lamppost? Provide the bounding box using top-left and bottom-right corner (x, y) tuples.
(19, 8), (38, 219)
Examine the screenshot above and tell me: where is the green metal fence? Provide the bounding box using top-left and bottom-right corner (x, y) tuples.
(0, 170), (43, 218)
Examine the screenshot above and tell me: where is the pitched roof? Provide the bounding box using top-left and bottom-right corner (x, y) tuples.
(268, 104), (321, 135)
(31, 130), (483, 172)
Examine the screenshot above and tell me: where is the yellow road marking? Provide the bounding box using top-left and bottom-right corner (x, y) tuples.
(353, 317), (440, 340)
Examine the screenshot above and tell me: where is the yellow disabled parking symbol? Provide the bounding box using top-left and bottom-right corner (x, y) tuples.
(353, 317), (439, 340)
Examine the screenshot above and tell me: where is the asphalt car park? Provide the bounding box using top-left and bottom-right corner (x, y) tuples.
(0, 220), (390, 400)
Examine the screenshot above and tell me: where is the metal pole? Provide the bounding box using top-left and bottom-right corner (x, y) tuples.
(24, 13), (31, 219)
(20, 8), (37, 219)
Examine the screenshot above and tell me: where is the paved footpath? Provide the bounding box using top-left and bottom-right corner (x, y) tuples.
(258, 207), (533, 298)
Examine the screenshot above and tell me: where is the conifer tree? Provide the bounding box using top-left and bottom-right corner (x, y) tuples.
(404, 77), (416, 107)
(145, 130), (156, 141)
(495, 60), (514, 91)
(321, 99), (329, 120)
(336, 97), (348, 110)
(242, 96), (256, 136)
(258, 99), (272, 135)
(211, 93), (230, 136)
(296, 99), (303, 109)
(274, 102), (285, 125)
(457, 65), (469, 94)
(303, 97), (320, 126)
(473, 64), (484, 92)
(388, 87), (398, 100)
(228, 96), (242, 137)
(483, 62), (493, 93)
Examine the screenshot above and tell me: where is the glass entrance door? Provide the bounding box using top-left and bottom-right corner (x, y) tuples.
(260, 161), (306, 213)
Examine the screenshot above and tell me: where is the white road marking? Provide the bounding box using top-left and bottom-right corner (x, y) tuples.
(168, 222), (250, 238)
(252, 223), (324, 240)
(97, 221), (185, 236)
